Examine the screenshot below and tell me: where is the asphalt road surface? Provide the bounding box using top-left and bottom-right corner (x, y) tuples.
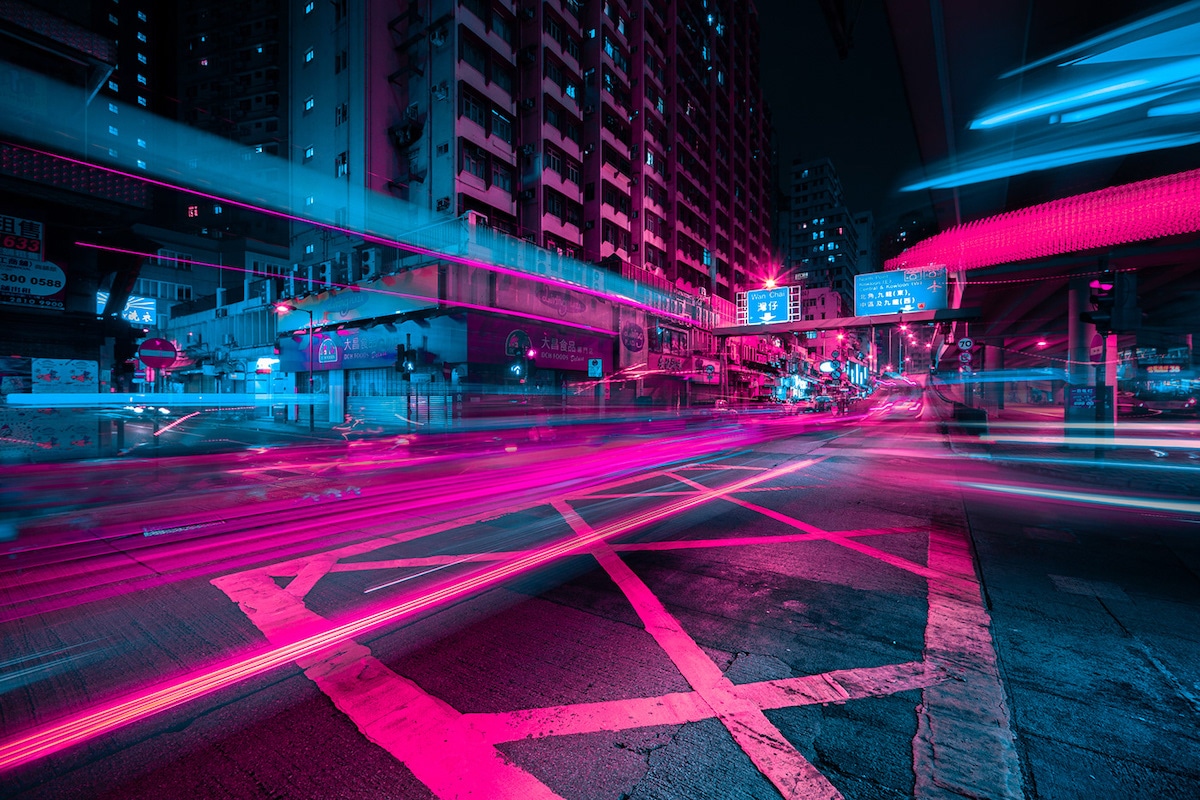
(1, 402), (1197, 799)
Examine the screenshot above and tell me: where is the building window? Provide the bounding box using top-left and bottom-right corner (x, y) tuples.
(304, 96), (315, 112)
(460, 90), (485, 127)
(335, 152), (348, 177)
(304, 47), (315, 63)
(108, 80), (118, 92)
(137, 96), (147, 106)
(335, 102), (348, 125)
(305, 1), (314, 13)
(137, 32), (147, 42)
(305, 243), (315, 254)
(138, 53), (147, 64)
(460, 36), (487, 75)
(490, 109), (512, 143)
(491, 161), (513, 192)
(304, 145), (314, 160)
(305, 195), (315, 206)
(461, 143), (486, 179)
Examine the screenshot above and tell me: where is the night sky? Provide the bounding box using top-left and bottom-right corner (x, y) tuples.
(755, 0), (931, 226)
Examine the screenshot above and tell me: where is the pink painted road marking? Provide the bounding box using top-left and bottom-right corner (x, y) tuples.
(666, 471), (944, 579)
(554, 499), (843, 800)
(913, 528), (1023, 799)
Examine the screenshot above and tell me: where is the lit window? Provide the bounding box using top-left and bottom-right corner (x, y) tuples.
(187, 205), (199, 217)
(138, 11), (147, 22)
(108, 148), (118, 157)
(137, 53), (147, 64)
(213, 205), (222, 214)
(136, 159), (146, 169)
(304, 96), (315, 111)
(137, 138), (147, 148)
(199, 58), (208, 66)
(109, 13), (118, 24)
(108, 80), (119, 91)
(137, 96), (147, 106)
(304, 145), (314, 159)
(305, 47), (315, 63)
(305, 1), (314, 12)
(305, 243), (315, 254)
(108, 125), (118, 136)
(137, 32), (147, 42)
(109, 102), (118, 113)
(138, 74), (147, 84)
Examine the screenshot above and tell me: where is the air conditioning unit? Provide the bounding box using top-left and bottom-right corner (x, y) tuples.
(429, 28), (447, 47)
(631, 244), (639, 252)
(519, 189), (536, 201)
(585, 220), (595, 230)
(360, 249), (377, 278)
(432, 81), (449, 100)
(521, 143), (535, 155)
(437, 196), (451, 211)
(583, 104), (595, 115)
(631, 210), (639, 219)
(521, 98), (536, 111)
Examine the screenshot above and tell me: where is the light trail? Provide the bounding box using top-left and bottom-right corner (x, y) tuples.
(954, 481), (1200, 516)
(0, 456), (819, 773)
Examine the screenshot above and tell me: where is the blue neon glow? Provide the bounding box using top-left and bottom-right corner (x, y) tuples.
(909, 3), (1200, 190)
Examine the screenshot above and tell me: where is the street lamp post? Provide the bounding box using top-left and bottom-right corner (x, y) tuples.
(276, 303), (315, 431)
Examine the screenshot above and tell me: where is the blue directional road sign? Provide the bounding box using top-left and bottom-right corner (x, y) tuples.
(745, 287), (791, 325)
(854, 267), (948, 317)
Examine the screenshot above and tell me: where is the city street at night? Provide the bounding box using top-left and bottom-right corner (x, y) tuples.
(2, 0), (1199, 798)
(2, 398), (1198, 799)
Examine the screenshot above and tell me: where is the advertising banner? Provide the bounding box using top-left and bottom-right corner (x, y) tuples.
(854, 266), (947, 316)
(31, 359), (98, 393)
(1, 214), (65, 311)
(468, 314), (612, 373)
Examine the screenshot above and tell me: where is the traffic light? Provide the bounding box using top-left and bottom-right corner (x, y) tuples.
(395, 345), (417, 377)
(1080, 271), (1116, 334)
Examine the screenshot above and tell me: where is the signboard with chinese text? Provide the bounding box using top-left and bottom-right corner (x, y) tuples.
(854, 266), (947, 316)
(96, 291), (157, 326)
(1, 214), (66, 311)
(744, 287), (791, 325)
(468, 314), (613, 373)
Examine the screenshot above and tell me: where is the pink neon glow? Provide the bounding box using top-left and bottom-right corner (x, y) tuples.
(0, 455), (816, 772)
(886, 168), (1200, 271)
(5, 141), (700, 328)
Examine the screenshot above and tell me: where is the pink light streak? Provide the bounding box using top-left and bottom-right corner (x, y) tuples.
(0, 455), (814, 773)
(885, 168), (1200, 271)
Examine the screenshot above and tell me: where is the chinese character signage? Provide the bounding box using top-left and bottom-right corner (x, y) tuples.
(745, 287), (791, 325)
(1, 214), (66, 311)
(96, 291), (158, 326)
(854, 267), (947, 316)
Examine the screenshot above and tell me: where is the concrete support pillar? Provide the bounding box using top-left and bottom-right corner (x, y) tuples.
(1065, 276), (1096, 436)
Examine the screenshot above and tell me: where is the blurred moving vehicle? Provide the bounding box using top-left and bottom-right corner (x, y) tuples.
(807, 396), (834, 413)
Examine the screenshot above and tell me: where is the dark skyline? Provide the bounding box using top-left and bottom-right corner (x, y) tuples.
(756, 0), (932, 226)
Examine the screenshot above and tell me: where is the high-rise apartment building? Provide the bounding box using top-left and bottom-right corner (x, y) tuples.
(290, 0), (773, 303)
(782, 157), (864, 313)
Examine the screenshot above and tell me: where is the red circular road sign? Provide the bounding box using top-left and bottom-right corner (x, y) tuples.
(138, 338), (179, 368)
